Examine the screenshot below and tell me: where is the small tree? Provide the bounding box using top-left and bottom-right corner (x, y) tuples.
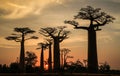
(65, 6), (115, 73)
(40, 26), (70, 71)
(99, 62), (110, 72)
(60, 48), (73, 67)
(5, 27), (38, 72)
(25, 51), (37, 67)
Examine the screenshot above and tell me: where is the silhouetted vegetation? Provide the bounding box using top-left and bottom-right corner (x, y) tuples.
(5, 27), (38, 73)
(60, 48), (73, 69)
(25, 51), (37, 67)
(1, 6), (120, 75)
(65, 6), (115, 73)
(40, 26), (70, 72)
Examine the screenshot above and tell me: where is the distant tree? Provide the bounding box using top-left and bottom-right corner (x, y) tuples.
(65, 6), (115, 73)
(99, 62), (110, 72)
(25, 51), (37, 67)
(37, 42), (48, 71)
(60, 48), (73, 67)
(40, 26), (70, 71)
(5, 27), (38, 72)
(46, 39), (53, 71)
(66, 59), (85, 72)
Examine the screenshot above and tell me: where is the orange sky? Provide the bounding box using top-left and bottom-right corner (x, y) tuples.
(0, 0), (120, 70)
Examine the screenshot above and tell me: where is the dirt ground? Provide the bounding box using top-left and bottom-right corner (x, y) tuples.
(0, 73), (120, 76)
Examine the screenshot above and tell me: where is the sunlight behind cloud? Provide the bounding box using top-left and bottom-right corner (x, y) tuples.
(1, 0), (64, 19)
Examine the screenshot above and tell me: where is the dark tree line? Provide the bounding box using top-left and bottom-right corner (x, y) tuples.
(0, 51), (39, 73)
(4, 6), (115, 73)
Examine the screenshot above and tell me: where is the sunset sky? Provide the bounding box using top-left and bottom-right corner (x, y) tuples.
(0, 0), (120, 70)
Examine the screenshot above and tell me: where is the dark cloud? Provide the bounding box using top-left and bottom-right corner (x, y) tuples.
(0, 8), (11, 16)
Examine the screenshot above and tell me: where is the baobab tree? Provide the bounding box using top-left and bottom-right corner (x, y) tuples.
(37, 42), (48, 71)
(5, 27), (38, 72)
(46, 39), (53, 71)
(60, 48), (73, 68)
(65, 6), (115, 73)
(40, 26), (70, 71)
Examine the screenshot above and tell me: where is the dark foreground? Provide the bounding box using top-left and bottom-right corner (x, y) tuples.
(0, 73), (120, 76)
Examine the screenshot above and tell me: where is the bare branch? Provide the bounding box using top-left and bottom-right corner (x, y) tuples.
(25, 36), (38, 41)
(5, 36), (21, 42)
(45, 38), (53, 45)
(57, 26), (66, 37)
(64, 20), (88, 30)
(37, 42), (48, 50)
(59, 30), (70, 42)
(40, 27), (57, 38)
(93, 14), (115, 28)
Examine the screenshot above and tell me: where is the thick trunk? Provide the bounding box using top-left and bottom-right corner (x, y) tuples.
(48, 44), (52, 71)
(40, 47), (44, 71)
(53, 38), (60, 71)
(19, 34), (25, 73)
(88, 28), (98, 73)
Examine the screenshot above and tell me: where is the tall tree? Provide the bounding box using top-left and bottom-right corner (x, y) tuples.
(65, 6), (115, 73)
(40, 26), (70, 71)
(5, 27), (38, 72)
(37, 42), (48, 71)
(46, 39), (53, 71)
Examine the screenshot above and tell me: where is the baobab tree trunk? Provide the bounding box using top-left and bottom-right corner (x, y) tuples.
(88, 28), (98, 73)
(48, 44), (52, 71)
(53, 38), (60, 71)
(19, 34), (25, 73)
(40, 47), (44, 71)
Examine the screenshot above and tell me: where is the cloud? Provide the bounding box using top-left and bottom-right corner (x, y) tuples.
(0, 0), (65, 19)
(0, 8), (11, 17)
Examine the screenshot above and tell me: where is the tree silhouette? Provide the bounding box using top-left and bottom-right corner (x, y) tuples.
(25, 51), (37, 67)
(46, 39), (53, 71)
(60, 48), (73, 68)
(5, 27), (38, 72)
(99, 61), (110, 72)
(65, 6), (115, 73)
(39, 26), (70, 71)
(37, 42), (48, 71)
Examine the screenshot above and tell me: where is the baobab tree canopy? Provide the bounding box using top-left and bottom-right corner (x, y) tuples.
(6, 27), (38, 42)
(65, 6), (115, 31)
(40, 26), (70, 42)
